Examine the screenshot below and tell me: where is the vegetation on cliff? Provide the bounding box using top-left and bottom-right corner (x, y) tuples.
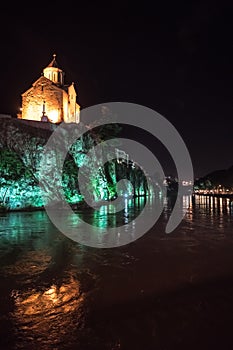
(0, 117), (150, 211)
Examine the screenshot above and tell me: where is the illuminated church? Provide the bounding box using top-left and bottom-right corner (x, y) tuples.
(17, 54), (80, 124)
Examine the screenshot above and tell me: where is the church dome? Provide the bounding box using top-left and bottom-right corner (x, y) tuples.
(43, 54), (64, 85)
(47, 54), (60, 68)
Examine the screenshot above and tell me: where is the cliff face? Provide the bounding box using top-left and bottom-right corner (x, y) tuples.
(0, 117), (150, 211)
(0, 118), (52, 210)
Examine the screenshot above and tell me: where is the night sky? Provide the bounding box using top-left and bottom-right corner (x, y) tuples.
(0, 1), (233, 178)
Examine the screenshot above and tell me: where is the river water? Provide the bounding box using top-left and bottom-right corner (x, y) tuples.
(0, 195), (233, 350)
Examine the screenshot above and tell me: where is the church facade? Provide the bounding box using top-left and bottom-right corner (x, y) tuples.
(18, 54), (80, 124)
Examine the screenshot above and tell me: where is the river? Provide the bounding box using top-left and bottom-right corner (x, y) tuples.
(0, 195), (233, 349)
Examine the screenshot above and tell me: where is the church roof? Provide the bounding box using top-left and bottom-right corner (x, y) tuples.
(46, 54), (60, 68)
(22, 76), (76, 96)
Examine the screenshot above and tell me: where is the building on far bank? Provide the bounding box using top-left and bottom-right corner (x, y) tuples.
(17, 54), (80, 124)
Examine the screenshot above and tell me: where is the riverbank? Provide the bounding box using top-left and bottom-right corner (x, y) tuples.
(0, 195), (148, 214)
(193, 192), (233, 199)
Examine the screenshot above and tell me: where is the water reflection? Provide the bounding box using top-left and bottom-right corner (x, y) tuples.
(192, 195), (233, 217)
(11, 275), (85, 349)
(0, 200), (151, 349)
(193, 194), (232, 211)
(59, 196), (157, 247)
(75, 196), (148, 228)
(1, 195), (233, 349)
(160, 194), (233, 236)
(180, 195), (233, 233)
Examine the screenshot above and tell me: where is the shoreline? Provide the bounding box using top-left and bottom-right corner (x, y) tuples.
(0, 194), (149, 214)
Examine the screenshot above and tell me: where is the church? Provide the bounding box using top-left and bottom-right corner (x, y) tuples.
(17, 54), (80, 124)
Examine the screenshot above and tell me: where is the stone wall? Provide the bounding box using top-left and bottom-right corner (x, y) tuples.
(22, 77), (63, 123)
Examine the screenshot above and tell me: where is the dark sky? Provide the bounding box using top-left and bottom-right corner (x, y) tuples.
(0, 1), (233, 178)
